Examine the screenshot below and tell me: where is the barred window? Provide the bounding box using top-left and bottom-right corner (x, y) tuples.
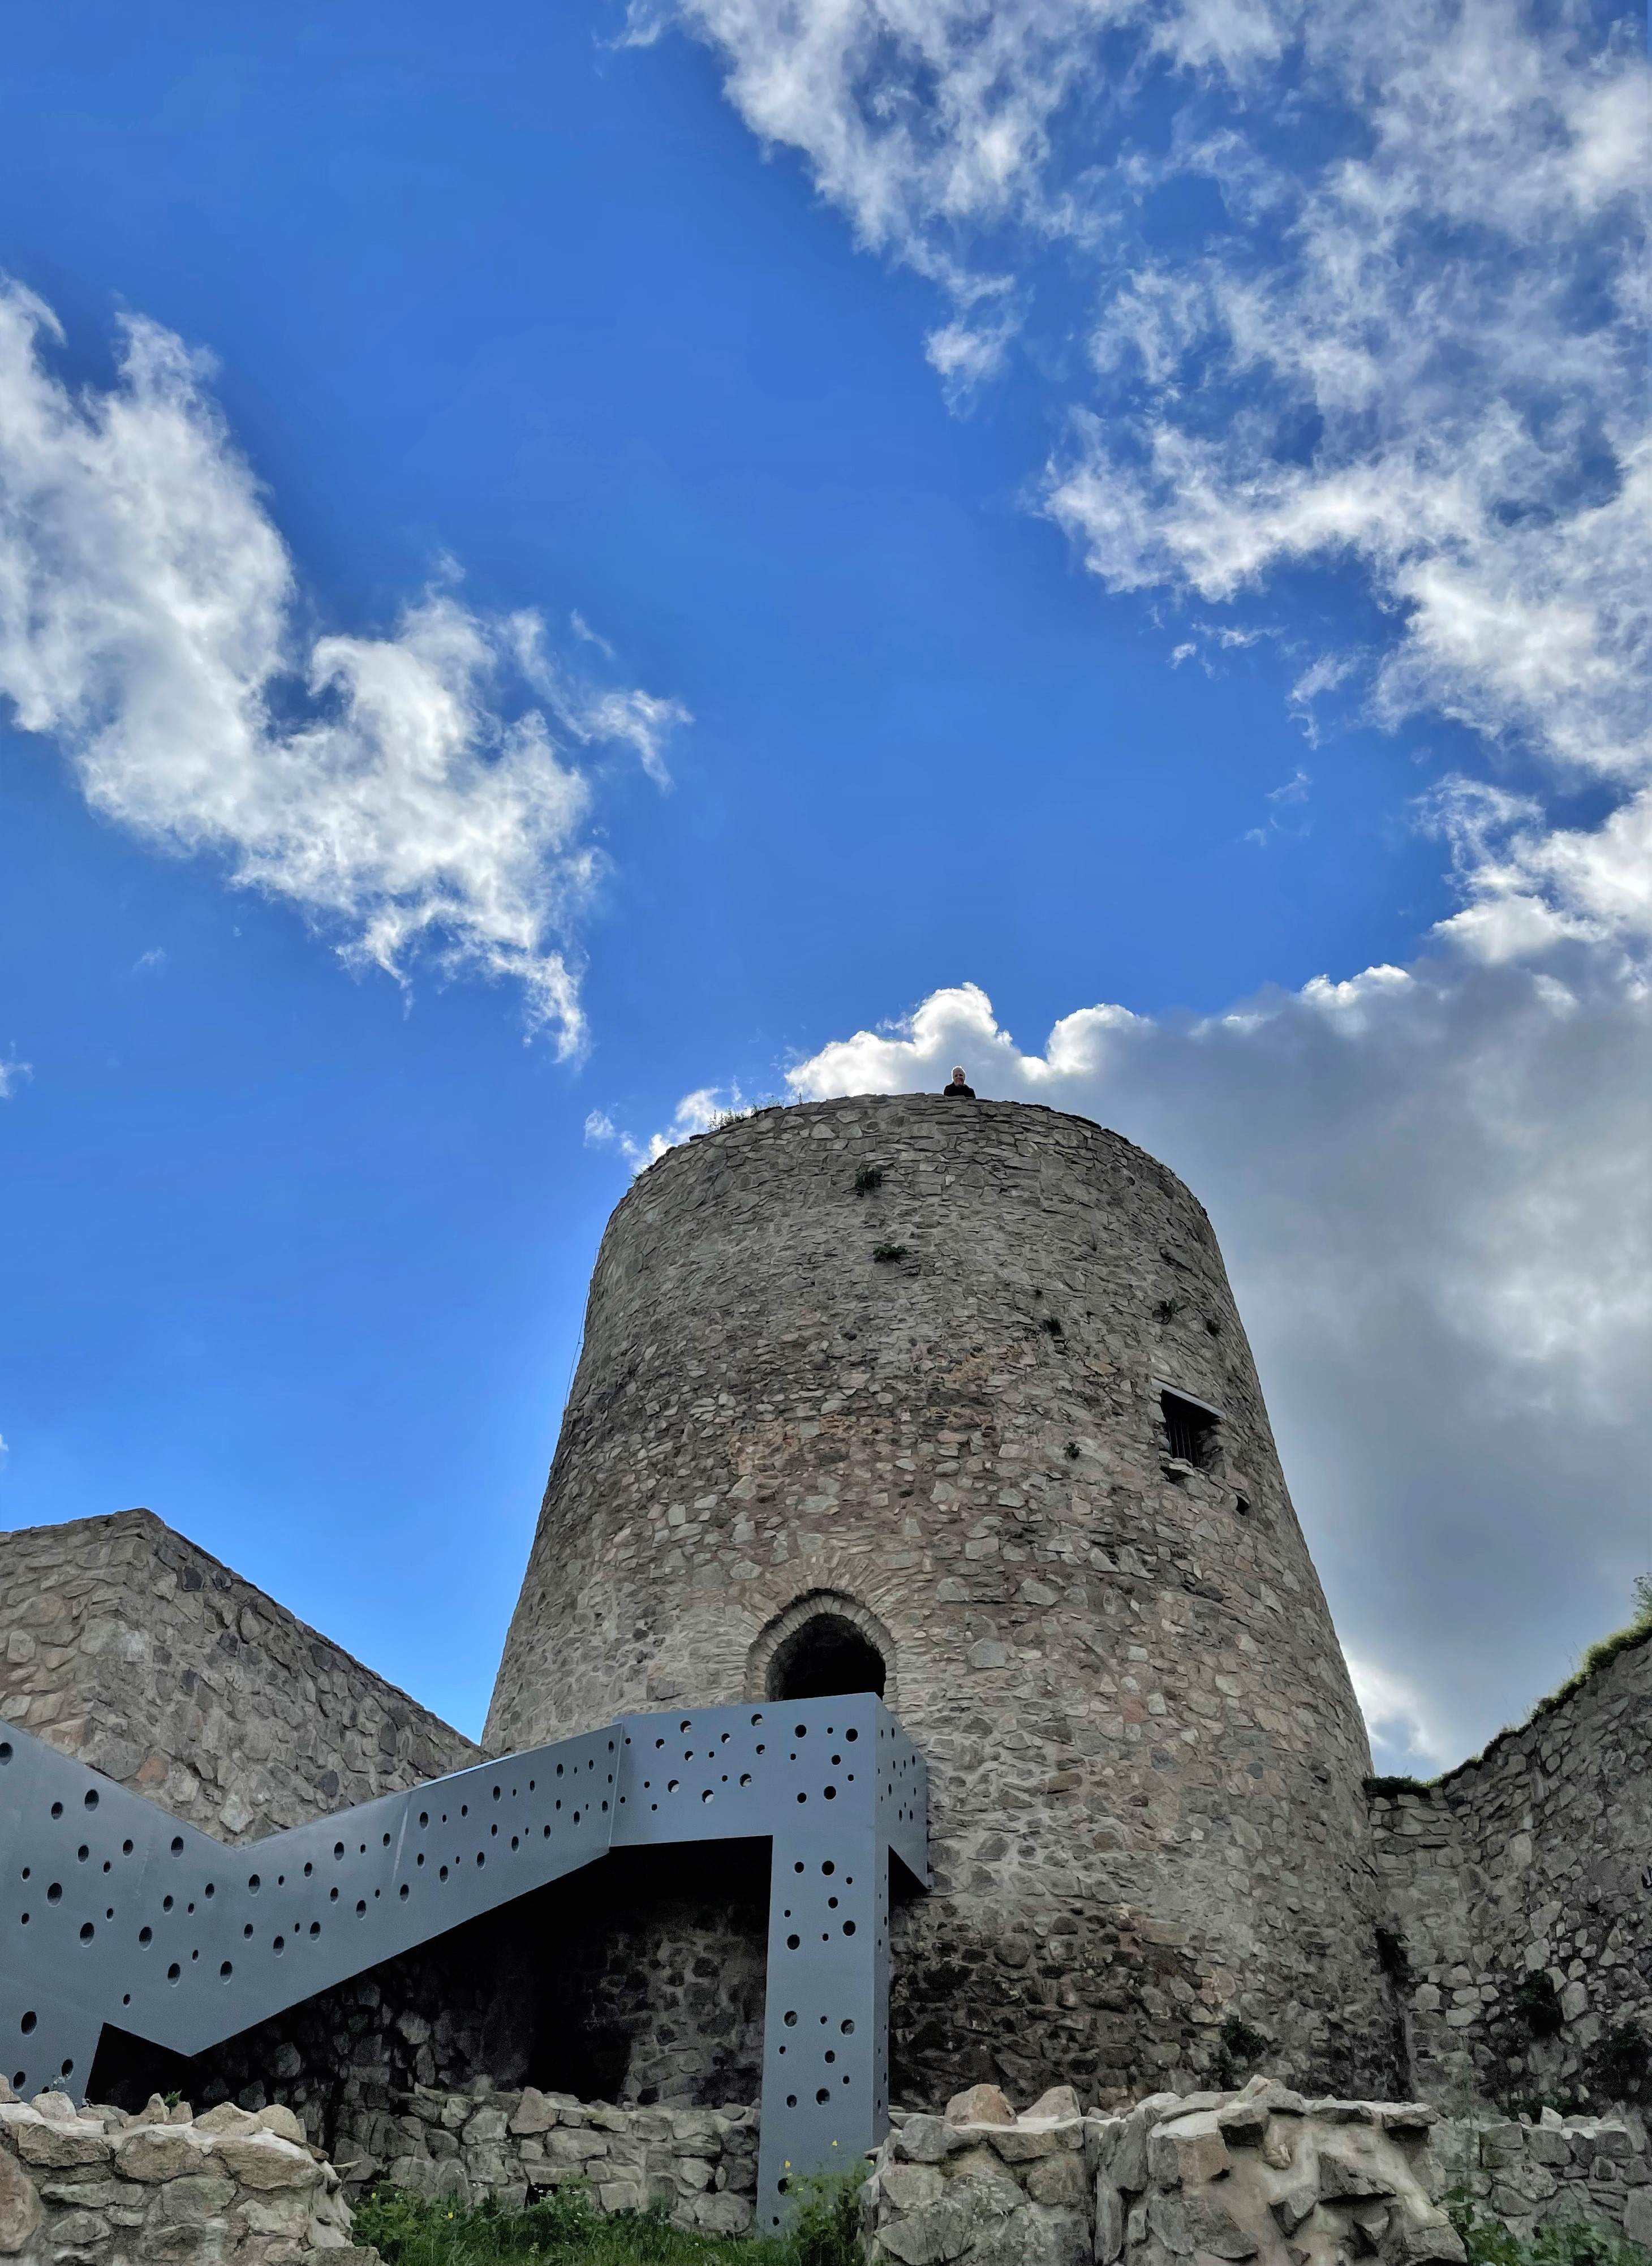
(1161, 1388), (1220, 1467)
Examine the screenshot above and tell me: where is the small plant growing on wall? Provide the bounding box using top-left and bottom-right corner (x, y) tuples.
(854, 1165), (884, 1195)
(872, 1242), (907, 1263)
(1210, 2013), (1268, 2088)
(1154, 1297), (1181, 1323)
(1588, 2021), (1649, 2102)
(1512, 1972), (1565, 2039)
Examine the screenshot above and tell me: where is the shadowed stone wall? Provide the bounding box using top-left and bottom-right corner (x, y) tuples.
(487, 1095), (1399, 2106)
(0, 1510), (477, 1841)
(1370, 1630), (1651, 2110)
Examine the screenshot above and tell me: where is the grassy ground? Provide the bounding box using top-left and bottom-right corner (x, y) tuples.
(351, 2174), (863, 2266)
(1449, 2196), (1649, 2266)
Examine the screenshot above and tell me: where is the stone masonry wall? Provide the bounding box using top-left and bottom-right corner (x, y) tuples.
(0, 2082), (370, 2265)
(1369, 1630), (1651, 2111)
(329, 2079), (758, 2237)
(487, 1097), (1398, 2106)
(0, 1512), (477, 1843)
(1434, 2110), (1652, 2248)
(864, 2074), (1475, 2266)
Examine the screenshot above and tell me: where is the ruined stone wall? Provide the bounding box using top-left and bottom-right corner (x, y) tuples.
(329, 2080), (759, 2235)
(1369, 1630), (1651, 2113)
(0, 1510), (477, 1842)
(487, 1096), (1398, 2106)
(0, 2083), (365, 2265)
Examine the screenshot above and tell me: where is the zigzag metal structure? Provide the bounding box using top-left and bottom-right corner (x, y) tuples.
(0, 1693), (927, 2230)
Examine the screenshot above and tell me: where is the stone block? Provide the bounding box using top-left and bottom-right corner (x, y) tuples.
(1025, 2151), (1090, 2208)
(115, 2125), (204, 2182)
(947, 2085), (1017, 2127)
(0, 2147), (46, 2257)
(883, 2162), (948, 2212)
(208, 2132), (320, 2190)
(509, 2086), (557, 2135)
(1149, 2113), (1232, 2189)
(1097, 2179), (1126, 2262)
(898, 2114), (971, 2164)
(1319, 2148), (1398, 2202)
(970, 2201), (1091, 2265)
(12, 2117), (111, 2170)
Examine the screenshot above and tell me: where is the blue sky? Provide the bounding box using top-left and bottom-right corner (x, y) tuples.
(0, 0), (1645, 1766)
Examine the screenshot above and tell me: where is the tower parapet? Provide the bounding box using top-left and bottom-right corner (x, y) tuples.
(488, 1095), (1398, 2102)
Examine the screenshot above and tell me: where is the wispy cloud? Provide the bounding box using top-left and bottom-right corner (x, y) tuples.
(0, 283), (688, 1052)
(646, 0), (1649, 950)
(585, 1085), (745, 1170)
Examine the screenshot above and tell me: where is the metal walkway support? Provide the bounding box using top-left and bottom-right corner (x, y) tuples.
(0, 1695), (927, 2229)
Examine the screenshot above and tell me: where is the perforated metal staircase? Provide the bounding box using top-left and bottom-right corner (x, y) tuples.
(0, 1696), (926, 2230)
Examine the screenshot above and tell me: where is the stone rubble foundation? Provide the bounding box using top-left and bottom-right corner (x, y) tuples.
(0, 2084), (369, 2265)
(329, 2079), (758, 2237)
(1, 2072), (1646, 2262)
(862, 2078), (1652, 2266)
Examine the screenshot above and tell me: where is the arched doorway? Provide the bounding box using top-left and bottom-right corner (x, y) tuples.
(767, 1613), (887, 1702)
(747, 1592), (897, 1709)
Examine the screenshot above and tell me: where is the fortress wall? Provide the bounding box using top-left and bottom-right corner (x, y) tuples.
(488, 1095), (1400, 2106)
(1369, 1629), (1651, 2108)
(0, 1510), (477, 1842)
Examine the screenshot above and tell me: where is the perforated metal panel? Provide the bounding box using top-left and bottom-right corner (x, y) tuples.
(0, 1697), (926, 2229)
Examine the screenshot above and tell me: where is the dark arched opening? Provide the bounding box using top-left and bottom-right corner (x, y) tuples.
(766, 1614), (887, 1702)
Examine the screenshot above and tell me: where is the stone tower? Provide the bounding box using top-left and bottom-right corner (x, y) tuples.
(487, 1096), (1398, 2106)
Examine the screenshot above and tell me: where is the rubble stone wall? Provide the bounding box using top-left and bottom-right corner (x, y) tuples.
(0, 2083), (371, 2265)
(487, 1097), (1397, 2106)
(1369, 1631), (1651, 2109)
(1434, 2110), (1652, 2247)
(330, 2080), (758, 2238)
(0, 1512), (476, 1843)
(864, 2076), (1652, 2266)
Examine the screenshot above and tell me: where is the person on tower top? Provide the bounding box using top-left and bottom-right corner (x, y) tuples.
(943, 1065), (976, 1098)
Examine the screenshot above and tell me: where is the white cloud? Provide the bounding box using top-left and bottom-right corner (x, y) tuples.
(774, 956), (1649, 1765)
(586, 1083), (747, 1171)
(1345, 1652), (1445, 1773)
(0, 1057), (29, 1098)
(650, 0), (1649, 954)
(0, 282), (687, 1052)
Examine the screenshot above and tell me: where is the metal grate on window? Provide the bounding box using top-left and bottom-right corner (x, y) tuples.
(1161, 1390), (1218, 1467)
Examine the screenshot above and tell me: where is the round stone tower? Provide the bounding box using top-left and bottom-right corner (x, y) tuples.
(487, 1096), (1397, 2106)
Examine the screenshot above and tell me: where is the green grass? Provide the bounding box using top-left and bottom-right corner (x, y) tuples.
(1448, 2194), (1649, 2266)
(351, 2173), (863, 2266)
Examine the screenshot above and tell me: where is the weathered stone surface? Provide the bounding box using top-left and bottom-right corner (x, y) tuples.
(0, 2146), (46, 2256)
(507, 2086), (556, 2135)
(1368, 1627), (1650, 2112)
(1150, 2112), (1232, 2189)
(1023, 2153), (1088, 2211)
(0, 1510), (476, 1847)
(115, 2124), (204, 2182)
(208, 2132), (320, 2190)
(1433, 2113), (1652, 2242)
(12, 2115), (112, 2169)
(1096, 2179), (1125, 2262)
(868, 2084), (1491, 2266)
(485, 1096), (1399, 2105)
(897, 2114), (970, 2164)
(947, 2086), (1017, 2128)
